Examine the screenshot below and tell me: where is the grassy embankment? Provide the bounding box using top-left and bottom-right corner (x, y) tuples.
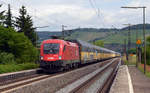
(122, 55), (150, 78)
(0, 63), (39, 74)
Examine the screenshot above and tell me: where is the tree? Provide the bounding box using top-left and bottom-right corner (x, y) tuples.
(141, 36), (150, 65)
(146, 36), (150, 45)
(93, 40), (104, 47)
(0, 4), (5, 26)
(0, 26), (38, 63)
(5, 4), (13, 28)
(15, 6), (36, 46)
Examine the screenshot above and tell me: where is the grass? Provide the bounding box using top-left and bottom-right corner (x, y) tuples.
(0, 62), (39, 74)
(123, 55), (150, 78)
(138, 64), (150, 78)
(122, 55), (136, 65)
(69, 31), (109, 42)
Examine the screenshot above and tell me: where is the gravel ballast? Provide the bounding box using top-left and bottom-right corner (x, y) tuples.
(56, 58), (117, 93)
(0, 68), (41, 84)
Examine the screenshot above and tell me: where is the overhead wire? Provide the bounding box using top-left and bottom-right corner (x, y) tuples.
(88, 0), (106, 28)
(92, 0), (106, 27)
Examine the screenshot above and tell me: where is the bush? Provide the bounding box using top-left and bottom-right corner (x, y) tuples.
(0, 52), (15, 64)
(0, 26), (39, 63)
(0, 62), (39, 74)
(128, 48), (136, 54)
(141, 36), (150, 65)
(93, 40), (104, 47)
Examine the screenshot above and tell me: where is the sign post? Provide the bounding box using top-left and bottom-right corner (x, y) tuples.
(136, 39), (142, 45)
(136, 39), (141, 67)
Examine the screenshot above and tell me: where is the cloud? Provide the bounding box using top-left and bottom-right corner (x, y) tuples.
(1, 0), (150, 31)
(31, 4), (95, 21)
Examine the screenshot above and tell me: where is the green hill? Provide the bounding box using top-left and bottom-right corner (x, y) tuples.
(37, 24), (150, 52)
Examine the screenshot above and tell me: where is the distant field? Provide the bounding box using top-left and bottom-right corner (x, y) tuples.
(102, 29), (150, 44)
(68, 31), (115, 42)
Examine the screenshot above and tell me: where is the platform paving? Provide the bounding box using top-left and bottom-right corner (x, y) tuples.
(109, 65), (133, 93)
(128, 66), (150, 93)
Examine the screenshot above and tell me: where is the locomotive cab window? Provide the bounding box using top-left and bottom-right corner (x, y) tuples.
(63, 45), (66, 52)
(43, 43), (60, 54)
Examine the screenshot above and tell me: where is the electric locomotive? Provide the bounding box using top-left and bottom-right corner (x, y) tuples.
(40, 39), (80, 71)
(40, 39), (120, 71)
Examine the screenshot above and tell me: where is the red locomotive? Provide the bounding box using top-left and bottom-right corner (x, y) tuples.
(40, 39), (80, 71)
(40, 39), (121, 72)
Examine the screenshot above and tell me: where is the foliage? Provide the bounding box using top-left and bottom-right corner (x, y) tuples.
(121, 24), (150, 31)
(15, 6), (36, 46)
(0, 4), (5, 26)
(146, 36), (150, 45)
(128, 48), (136, 54)
(0, 26), (38, 63)
(0, 52), (15, 64)
(122, 55), (136, 65)
(92, 40), (104, 47)
(138, 64), (150, 78)
(0, 63), (39, 74)
(4, 4), (13, 28)
(141, 36), (150, 65)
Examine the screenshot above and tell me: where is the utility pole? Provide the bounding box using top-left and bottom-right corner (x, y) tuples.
(123, 24), (131, 61)
(124, 39), (128, 60)
(34, 26), (49, 48)
(143, 7), (146, 74)
(136, 27), (138, 67)
(124, 24), (131, 50)
(121, 6), (147, 74)
(62, 25), (67, 40)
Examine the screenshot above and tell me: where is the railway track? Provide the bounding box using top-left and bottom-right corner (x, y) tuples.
(0, 58), (120, 93)
(0, 68), (42, 86)
(56, 58), (121, 93)
(0, 74), (50, 92)
(0, 70), (71, 92)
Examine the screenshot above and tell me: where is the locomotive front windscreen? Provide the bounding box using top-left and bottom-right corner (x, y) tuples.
(43, 43), (60, 54)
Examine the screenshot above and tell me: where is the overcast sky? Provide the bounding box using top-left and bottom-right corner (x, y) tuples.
(0, 0), (150, 31)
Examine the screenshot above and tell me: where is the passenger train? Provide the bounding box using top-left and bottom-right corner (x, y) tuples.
(40, 39), (120, 71)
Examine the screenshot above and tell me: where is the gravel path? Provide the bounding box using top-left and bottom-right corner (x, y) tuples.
(128, 66), (150, 93)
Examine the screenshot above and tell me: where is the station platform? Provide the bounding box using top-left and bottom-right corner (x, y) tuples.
(128, 66), (150, 93)
(109, 65), (133, 93)
(110, 65), (150, 93)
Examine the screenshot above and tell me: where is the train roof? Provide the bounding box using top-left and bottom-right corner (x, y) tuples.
(73, 39), (117, 53)
(42, 39), (78, 47)
(43, 39), (120, 54)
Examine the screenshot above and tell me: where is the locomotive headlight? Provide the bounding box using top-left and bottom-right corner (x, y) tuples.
(59, 56), (62, 60)
(41, 56), (43, 60)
